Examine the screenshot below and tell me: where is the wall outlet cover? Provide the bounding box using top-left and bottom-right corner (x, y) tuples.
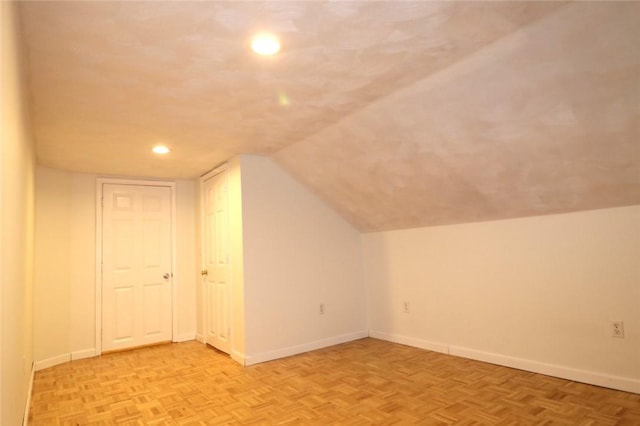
(611, 321), (624, 338)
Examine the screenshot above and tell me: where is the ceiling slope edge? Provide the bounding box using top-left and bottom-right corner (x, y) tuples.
(272, 2), (639, 232)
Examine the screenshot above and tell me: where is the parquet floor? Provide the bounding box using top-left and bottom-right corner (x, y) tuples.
(29, 338), (640, 425)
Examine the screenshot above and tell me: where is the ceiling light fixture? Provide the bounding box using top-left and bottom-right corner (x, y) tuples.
(251, 33), (281, 55)
(152, 145), (170, 155)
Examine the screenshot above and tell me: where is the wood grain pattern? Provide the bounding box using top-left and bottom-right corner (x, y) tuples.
(29, 339), (640, 425)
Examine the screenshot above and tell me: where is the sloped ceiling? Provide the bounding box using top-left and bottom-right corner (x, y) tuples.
(18, 1), (640, 232)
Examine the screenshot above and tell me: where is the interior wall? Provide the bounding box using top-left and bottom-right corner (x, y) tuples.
(363, 206), (640, 393)
(1, 2), (37, 424)
(69, 174), (99, 354)
(33, 167), (73, 361)
(239, 155), (367, 363)
(228, 157), (246, 358)
(34, 167), (96, 362)
(195, 177), (203, 339)
(175, 180), (197, 341)
(33, 167), (197, 366)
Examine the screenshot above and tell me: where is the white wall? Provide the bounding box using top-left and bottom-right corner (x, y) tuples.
(175, 180), (198, 341)
(363, 206), (640, 393)
(239, 155), (367, 364)
(1, 2), (37, 424)
(33, 167), (197, 367)
(69, 175), (99, 354)
(34, 168), (73, 362)
(34, 168), (98, 363)
(228, 157), (246, 358)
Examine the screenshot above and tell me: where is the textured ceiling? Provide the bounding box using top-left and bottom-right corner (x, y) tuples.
(18, 1), (640, 231)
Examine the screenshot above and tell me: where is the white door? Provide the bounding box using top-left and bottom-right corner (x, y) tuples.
(102, 184), (173, 352)
(202, 168), (231, 354)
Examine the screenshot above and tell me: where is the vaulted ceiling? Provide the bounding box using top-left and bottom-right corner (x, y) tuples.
(18, 1), (640, 231)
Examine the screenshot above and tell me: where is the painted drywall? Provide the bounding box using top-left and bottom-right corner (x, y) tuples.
(363, 206), (640, 392)
(33, 167), (197, 366)
(194, 178), (203, 340)
(34, 168), (97, 362)
(228, 157), (247, 359)
(69, 174), (99, 354)
(1, 2), (37, 424)
(175, 180), (197, 341)
(238, 155), (367, 362)
(34, 167), (73, 361)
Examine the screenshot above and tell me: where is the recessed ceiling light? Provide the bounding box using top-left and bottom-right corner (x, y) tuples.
(278, 91), (290, 107)
(251, 33), (280, 55)
(152, 145), (170, 155)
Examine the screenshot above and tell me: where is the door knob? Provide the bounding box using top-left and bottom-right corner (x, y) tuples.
(163, 273), (170, 279)
(201, 269), (208, 276)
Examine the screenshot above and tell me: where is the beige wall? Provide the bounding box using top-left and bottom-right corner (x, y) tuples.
(228, 157), (246, 358)
(1, 2), (37, 424)
(33, 167), (197, 366)
(363, 206), (640, 393)
(195, 156), (367, 363)
(34, 168), (73, 361)
(175, 180), (198, 341)
(239, 155), (367, 363)
(34, 168), (97, 362)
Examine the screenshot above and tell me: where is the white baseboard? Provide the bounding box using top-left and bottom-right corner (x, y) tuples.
(35, 353), (71, 371)
(71, 348), (96, 361)
(369, 330), (640, 394)
(231, 350), (246, 366)
(22, 362), (35, 426)
(195, 333), (204, 343)
(369, 330), (449, 354)
(449, 345), (640, 395)
(175, 332), (196, 343)
(35, 348), (97, 371)
(244, 330), (369, 366)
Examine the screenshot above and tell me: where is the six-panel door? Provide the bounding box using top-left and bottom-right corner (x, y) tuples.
(203, 170), (231, 354)
(102, 184), (172, 352)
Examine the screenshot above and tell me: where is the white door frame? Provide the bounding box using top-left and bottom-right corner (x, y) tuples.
(199, 163), (230, 349)
(95, 178), (177, 355)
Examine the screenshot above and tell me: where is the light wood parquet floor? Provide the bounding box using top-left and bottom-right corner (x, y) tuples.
(29, 338), (640, 425)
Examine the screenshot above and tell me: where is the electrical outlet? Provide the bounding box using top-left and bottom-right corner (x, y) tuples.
(319, 303), (325, 315)
(611, 321), (624, 338)
(403, 301), (410, 314)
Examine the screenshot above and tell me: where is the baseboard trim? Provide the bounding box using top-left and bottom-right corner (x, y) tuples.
(71, 348), (96, 361)
(175, 332), (196, 343)
(231, 350), (246, 366)
(369, 330), (449, 354)
(195, 333), (204, 343)
(449, 345), (640, 395)
(369, 330), (640, 394)
(22, 362), (35, 426)
(35, 353), (71, 371)
(244, 330), (369, 366)
(35, 348), (97, 371)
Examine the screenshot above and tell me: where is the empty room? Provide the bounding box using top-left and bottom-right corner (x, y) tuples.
(1, 1), (639, 424)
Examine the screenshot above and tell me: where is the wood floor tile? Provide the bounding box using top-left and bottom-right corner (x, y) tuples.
(29, 338), (640, 425)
